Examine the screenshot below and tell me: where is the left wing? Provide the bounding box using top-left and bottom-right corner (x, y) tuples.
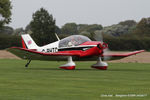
(7, 47), (81, 61)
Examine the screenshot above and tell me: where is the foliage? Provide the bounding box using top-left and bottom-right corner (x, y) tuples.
(0, 26), (13, 34)
(30, 8), (56, 46)
(61, 23), (103, 35)
(55, 25), (61, 34)
(78, 24), (103, 39)
(79, 31), (92, 39)
(99, 20), (137, 36)
(100, 24), (129, 36)
(103, 35), (150, 51)
(119, 20), (137, 27)
(133, 17), (150, 36)
(13, 28), (24, 35)
(0, 0), (12, 28)
(0, 34), (21, 49)
(61, 23), (78, 35)
(78, 24), (103, 33)
(85, 24), (103, 33)
(57, 34), (69, 39)
(25, 24), (32, 34)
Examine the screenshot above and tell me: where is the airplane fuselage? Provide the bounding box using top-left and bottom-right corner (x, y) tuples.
(36, 41), (59, 53)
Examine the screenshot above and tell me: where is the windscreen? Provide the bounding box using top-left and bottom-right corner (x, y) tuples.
(59, 35), (91, 48)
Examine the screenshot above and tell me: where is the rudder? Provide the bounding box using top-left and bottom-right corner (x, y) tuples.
(21, 34), (39, 49)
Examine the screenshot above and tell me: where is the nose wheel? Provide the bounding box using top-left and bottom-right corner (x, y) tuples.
(91, 57), (108, 70)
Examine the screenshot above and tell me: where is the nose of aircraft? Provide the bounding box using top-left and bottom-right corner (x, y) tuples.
(97, 42), (108, 49)
(102, 42), (108, 49)
(97, 42), (108, 54)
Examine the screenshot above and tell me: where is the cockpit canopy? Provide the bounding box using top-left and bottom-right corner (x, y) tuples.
(59, 35), (91, 48)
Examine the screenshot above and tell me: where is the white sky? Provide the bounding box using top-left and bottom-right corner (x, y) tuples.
(9, 0), (150, 29)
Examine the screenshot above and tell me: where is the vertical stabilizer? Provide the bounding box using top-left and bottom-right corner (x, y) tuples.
(21, 34), (39, 49)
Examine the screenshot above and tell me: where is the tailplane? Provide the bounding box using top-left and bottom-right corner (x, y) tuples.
(21, 34), (39, 49)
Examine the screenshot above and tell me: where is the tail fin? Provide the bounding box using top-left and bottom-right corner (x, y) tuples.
(21, 34), (39, 49)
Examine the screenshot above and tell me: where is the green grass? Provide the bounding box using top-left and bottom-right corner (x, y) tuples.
(0, 59), (150, 100)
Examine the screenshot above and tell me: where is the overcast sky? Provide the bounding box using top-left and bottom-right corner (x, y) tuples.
(9, 0), (150, 29)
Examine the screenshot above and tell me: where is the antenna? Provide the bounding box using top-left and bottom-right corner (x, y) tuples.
(55, 33), (60, 41)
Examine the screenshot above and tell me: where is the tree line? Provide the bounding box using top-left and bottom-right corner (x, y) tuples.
(0, 0), (150, 50)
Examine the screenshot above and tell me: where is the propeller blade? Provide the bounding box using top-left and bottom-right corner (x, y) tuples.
(94, 31), (103, 42)
(103, 48), (112, 61)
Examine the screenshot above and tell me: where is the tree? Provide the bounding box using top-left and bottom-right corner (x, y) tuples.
(79, 31), (92, 39)
(0, 26), (13, 34)
(55, 25), (61, 34)
(78, 24), (103, 33)
(119, 20), (137, 27)
(25, 24), (33, 34)
(133, 17), (150, 36)
(86, 24), (103, 33)
(61, 23), (78, 34)
(30, 8), (56, 46)
(99, 24), (130, 36)
(13, 28), (24, 35)
(0, 0), (12, 29)
(98, 20), (137, 37)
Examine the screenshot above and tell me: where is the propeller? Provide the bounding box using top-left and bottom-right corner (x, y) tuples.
(103, 48), (112, 61)
(94, 31), (103, 43)
(94, 31), (112, 61)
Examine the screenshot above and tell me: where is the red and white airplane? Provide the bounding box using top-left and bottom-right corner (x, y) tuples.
(7, 34), (144, 70)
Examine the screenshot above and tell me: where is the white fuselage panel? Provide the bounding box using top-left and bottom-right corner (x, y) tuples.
(36, 41), (60, 53)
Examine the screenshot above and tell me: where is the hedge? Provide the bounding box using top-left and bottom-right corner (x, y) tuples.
(0, 34), (21, 50)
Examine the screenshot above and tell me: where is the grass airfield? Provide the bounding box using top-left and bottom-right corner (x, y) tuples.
(0, 59), (150, 100)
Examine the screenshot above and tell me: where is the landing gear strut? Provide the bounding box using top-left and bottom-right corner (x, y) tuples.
(25, 59), (32, 68)
(91, 56), (108, 70)
(59, 56), (75, 70)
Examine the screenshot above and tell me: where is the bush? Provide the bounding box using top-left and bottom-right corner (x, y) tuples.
(104, 36), (150, 51)
(0, 34), (21, 50)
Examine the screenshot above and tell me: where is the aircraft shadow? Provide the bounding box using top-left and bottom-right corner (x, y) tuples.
(27, 67), (101, 71)
(26, 67), (149, 72)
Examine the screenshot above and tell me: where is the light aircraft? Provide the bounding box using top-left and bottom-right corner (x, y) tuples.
(7, 34), (145, 70)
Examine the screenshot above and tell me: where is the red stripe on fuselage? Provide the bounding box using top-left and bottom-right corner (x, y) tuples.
(57, 46), (102, 57)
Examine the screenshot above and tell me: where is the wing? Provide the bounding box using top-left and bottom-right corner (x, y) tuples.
(7, 47), (81, 61)
(102, 50), (145, 60)
(7, 47), (145, 61)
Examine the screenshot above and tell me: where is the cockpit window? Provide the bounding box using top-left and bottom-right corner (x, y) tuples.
(59, 35), (91, 48)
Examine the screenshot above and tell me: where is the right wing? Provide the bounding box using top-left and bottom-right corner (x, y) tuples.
(102, 50), (145, 60)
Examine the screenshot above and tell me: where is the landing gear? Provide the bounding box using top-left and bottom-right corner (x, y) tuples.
(25, 59), (32, 68)
(59, 56), (75, 70)
(91, 56), (108, 70)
